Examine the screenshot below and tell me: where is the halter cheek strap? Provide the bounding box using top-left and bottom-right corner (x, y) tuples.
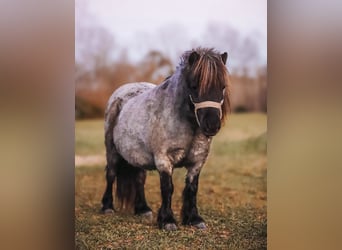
(189, 89), (225, 127)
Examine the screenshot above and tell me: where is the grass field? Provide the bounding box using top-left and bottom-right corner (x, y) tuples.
(75, 113), (267, 249)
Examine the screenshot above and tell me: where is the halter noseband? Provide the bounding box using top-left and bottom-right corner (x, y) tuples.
(189, 88), (225, 127)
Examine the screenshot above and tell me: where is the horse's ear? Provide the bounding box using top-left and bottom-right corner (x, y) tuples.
(221, 52), (228, 65)
(189, 51), (199, 66)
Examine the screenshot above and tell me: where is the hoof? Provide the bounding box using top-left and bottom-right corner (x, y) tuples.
(164, 223), (177, 231)
(102, 208), (114, 214)
(139, 211), (153, 223)
(193, 222), (207, 229)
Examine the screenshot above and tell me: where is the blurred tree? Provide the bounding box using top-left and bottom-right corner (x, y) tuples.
(257, 66), (267, 112)
(74, 4), (267, 118)
(156, 23), (191, 64)
(239, 36), (260, 76)
(75, 0), (119, 117)
(136, 50), (173, 83)
(201, 22), (261, 75)
(76, 0), (115, 71)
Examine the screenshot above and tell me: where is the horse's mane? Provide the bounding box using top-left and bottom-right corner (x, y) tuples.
(180, 47), (231, 122)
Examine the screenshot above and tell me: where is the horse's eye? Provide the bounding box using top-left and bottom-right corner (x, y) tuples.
(191, 84), (198, 91)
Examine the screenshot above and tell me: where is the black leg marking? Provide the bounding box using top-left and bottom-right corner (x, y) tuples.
(101, 164), (116, 213)
(134, 169), (152, 215)
(101, 132), (119, 213)
(181, 174), (205, 228)
(157, 172), (177, 230)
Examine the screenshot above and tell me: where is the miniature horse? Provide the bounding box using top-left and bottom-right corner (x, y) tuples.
(101, 47), (230, 230)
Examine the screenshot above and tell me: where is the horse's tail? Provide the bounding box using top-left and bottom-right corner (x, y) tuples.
(105, 96), (140, 211)
(116, 161), (141, 211)
(104, 97), (122, 169)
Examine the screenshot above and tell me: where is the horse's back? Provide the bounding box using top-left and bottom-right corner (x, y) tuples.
(105, 82), (155, 131)
(106, 82), (155, 113)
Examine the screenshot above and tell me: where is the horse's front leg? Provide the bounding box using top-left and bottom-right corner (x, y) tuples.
(156, 158), (177, 230)
(182, 166), (206, 229)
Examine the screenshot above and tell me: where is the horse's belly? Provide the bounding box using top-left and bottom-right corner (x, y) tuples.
(114, 135), (154, 169)
(124, 150), (154, 169)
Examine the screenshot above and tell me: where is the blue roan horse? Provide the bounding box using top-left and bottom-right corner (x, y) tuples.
(101, 48), (230, 230)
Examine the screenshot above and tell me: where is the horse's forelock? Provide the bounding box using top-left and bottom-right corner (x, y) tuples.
(183, 48), (231, 123)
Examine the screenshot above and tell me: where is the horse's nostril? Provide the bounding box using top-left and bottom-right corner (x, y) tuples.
(205, 120), (220, 132)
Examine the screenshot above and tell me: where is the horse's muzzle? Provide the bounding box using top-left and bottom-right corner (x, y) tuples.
(198, 108), (221, 136)
(189, 94), (224, 136)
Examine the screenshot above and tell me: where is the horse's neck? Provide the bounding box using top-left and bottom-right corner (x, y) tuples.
(166, 72), (188, 108)
(162, 72), (198, 131)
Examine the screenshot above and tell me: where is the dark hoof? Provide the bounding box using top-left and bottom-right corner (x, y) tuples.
(163, 223), (177, 231)
(193, 222), (207, 229)
(102, 208), (114, 214)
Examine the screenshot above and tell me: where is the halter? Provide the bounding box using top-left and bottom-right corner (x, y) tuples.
(189, 88), (225, 127)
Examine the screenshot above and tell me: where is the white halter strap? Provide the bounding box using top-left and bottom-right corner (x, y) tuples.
(189, 88), (225, 127)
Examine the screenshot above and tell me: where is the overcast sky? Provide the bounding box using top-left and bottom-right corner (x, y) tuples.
(77, 0), (267, 67)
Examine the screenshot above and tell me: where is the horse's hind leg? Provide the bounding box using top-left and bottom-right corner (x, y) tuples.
(134, 169), (152, 218)
(101, 137), (119, 213)
(101, 163), (116, 213)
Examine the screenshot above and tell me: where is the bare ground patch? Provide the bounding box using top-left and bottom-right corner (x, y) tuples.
(75, 154), (105, 167)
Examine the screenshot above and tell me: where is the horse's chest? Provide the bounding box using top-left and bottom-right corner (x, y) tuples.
(167, 134), (212, 167)
(186, 135), (212, 164)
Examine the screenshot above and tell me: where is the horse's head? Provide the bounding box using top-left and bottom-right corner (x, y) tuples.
(184, 48), (230, 136)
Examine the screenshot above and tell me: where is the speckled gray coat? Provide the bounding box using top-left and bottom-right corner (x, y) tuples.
(105, 76), (212, 182)
(102, 48), (229, 230)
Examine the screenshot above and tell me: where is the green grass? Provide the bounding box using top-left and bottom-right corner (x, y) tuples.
(75, 113), (267, 249)
(75, 119), (106, 155)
